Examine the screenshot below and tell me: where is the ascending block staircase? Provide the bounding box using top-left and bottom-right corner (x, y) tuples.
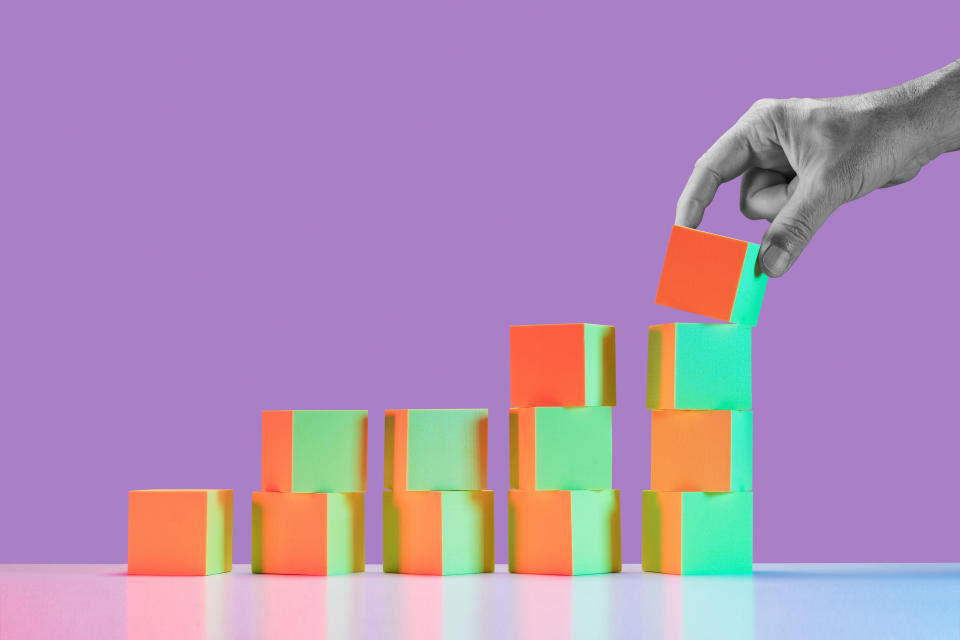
(508, 323), (621, 575)
(643, 225), (766, 574)
(253, 410), (367, 575)
(383, 409), (494, 575)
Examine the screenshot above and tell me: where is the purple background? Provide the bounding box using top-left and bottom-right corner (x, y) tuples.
(3, 2), (959, 564)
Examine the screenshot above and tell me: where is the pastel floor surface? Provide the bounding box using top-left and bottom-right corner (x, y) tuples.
(1, 564), (958, 639)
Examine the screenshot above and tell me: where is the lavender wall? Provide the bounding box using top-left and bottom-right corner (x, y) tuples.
(2, 1), (959, 563)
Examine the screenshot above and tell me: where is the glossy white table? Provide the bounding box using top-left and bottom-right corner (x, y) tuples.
(1, 564), (957, 639)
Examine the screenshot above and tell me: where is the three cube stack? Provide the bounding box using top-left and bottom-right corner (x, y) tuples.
(382, 409), (494, 574)
(508, 323), (622, 575)
(642, 225), (766, 574)
(253, 410), (368, 575)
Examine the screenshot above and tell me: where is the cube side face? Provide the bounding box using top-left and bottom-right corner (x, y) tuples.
(583, 324), (616, 406)
(510, 324), (586, 407)
(729, 411), (754, 492)
(405, 409), (488, 491)
(533, 407), (612, 490)
(646, 325), (676, 410)
(509, 408), (536, 490)
(681, 492), (753, 574)
(205, 490), (233, 575)
(384, 410), (407, 490)
(441, 491), (495, 575)
(325, 492), (365, 575)
(262, 411), (293, 492)
(729, 243), (767, 326)
(651, 410), (733, 492)
(291, 410), (367, 492)
(641, 490), (682, 575)
(674, 324), (752, 410)
(570, 490), (621, 575)
(655, 225), (746, 322)
(251, 492), (327, 575)
(508, 490), (573, 575)
(382, 491), (443, 575)
(128, 491), (208, 575)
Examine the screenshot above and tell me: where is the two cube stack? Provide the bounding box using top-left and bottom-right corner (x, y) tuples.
(642, 225), (767, 574)
(508, 323), (622, 575)
(383, 409), (494, 574)
(253, 410), (368, 575)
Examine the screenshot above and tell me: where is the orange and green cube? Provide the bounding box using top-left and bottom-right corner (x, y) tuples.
(642, 490), (753, 575)
(647, 323), (752, 410)
(510, 407), (612, 490)
(651, 410), (752, 492)
(383, 490), (494, 575)
(510, 323), (616, 408)
(384, 409), (487, 491)
(508, 489), (621, 575)
(128, 489), (232, 576)
(252, 491), (364, 576)
(261, 410), (367, 493)
(655, 225), (767, 326)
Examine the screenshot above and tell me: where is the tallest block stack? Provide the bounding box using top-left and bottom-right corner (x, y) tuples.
(642, 225), (767, 575)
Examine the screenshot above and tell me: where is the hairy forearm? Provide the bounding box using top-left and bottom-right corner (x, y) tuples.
(896, 59), (960, 158)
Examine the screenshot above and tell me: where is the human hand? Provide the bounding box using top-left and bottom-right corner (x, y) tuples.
(676, 60), (960, 277)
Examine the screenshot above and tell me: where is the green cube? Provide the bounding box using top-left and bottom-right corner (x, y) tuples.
(642, 490), (753, 574)
(384, 409), (487, 490)
(261, 410), (368, 492)
(647, 323), (752, 410)
(509, 407), (612, 490)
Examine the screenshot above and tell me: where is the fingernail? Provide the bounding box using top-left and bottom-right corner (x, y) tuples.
(761, 245), (791, 277)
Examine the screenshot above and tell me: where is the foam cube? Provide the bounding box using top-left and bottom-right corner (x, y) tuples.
(647, 323), (752, 410)
(510, 323), (616, 407)
(262, 410), (367, 492)
(642, 490), (753, 575)
(651, 410), (752, 492)
(383, 490), (494, 575)
(508, 489), (621, 575)
(655, 225), (767, 325)
(384, 409), (487, 491)
(251, 491), (364, 575)
(128, 490), (232, 576)
(510, 407), (612, 490)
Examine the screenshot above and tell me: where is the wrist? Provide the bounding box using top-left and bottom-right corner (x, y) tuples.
(899, 60), (960, 158)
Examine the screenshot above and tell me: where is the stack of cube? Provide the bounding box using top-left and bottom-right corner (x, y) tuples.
(382, 409), (494, 575)
(507, 323), (622, 575)
(252, 410), (368, 575)
(642, 225), (767, 574)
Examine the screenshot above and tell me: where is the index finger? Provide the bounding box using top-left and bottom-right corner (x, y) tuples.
(675, 122), (754, 228)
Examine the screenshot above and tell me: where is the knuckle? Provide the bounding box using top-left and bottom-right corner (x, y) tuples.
(773, 216), (816, 249)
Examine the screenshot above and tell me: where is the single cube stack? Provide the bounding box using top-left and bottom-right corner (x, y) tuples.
(253, 410), (367, 575)
(382, 409), (494, 575)
(643, 225), (766, 574)
(508, 323), (622, 575)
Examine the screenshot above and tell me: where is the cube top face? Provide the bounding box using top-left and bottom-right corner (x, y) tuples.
(384, 409), (488, 491)
(509, 407), (613, 490)
(647, 323), (752, 410)
(128, 489), (233, 576)
(509, 323), (616, 407)
(642, 490), (753, 575)
(651, 410), (753, 492)
(655, 225), (767, 326)
(261, 410), (368, 493)
(251, 491), (364, 576)
(383, 490), (494, 576)
(508, 489), (621, 576)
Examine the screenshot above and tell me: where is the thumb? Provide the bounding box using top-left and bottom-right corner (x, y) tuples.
(759, 184), (839, 277)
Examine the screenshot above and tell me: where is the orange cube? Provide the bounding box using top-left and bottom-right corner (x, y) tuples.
(510, 324), (616, 407)
(655, 225), (767, 325)
(128, 490), (232, 576)
(251, 491), (364, 576)
(651, 410), (752, 492)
